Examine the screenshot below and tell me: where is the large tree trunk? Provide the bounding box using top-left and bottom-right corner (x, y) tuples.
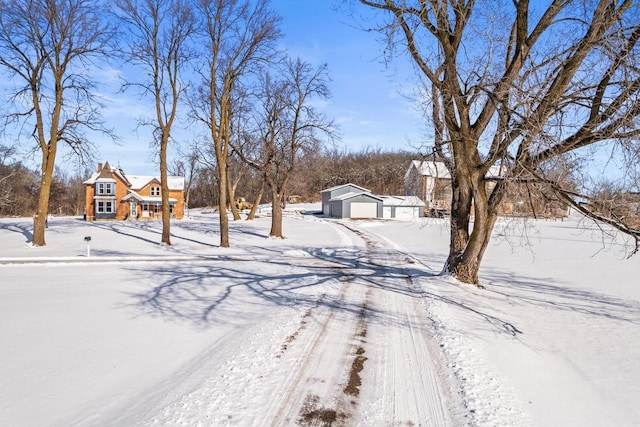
(246, 181), (265, 221)
(32, 157), (55, 246)
(160, 133), (171, 245)
(448, 171), (505, 284)
(269, 186), (284, 238)
(445, 173), (472, 274)
(227, 166), (241, 221)
(218, 162), (230, 247)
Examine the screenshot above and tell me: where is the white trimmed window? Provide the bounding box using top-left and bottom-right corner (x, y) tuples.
(150, 185), (160, 196)
(97, 200), (114, 213)
(97, 182), (114, 195)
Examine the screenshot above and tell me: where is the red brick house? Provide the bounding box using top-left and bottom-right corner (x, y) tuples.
(84, 162), (185, 221)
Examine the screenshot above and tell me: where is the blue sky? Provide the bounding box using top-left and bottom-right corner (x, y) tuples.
(80, 1), (427, 176)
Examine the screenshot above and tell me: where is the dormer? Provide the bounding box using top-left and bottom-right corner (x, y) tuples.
(95, 162), (117, 196)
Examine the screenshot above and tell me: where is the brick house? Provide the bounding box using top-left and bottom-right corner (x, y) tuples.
(83, 162), (185, 221)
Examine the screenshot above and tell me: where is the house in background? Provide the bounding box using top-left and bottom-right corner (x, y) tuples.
(84, 162), (185, 221)
(405, 159), (570, 218)
(404, 160), (453, 215)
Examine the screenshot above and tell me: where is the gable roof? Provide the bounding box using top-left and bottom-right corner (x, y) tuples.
(126, 175), (184, 191)
(380, 195), (425, 206)
(83, 162), (131, 186)
(406, 160), (451, 179)
(406, 160), (504, 180)
(83, 162), (184, 191)
(321, 183), (370, 194)
(330, 191), (383, 202)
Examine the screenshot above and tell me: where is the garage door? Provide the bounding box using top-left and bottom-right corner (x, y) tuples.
(350, 202), (377, 218)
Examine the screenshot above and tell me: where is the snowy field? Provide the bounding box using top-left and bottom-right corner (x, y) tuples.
(0, 206), (639, 426)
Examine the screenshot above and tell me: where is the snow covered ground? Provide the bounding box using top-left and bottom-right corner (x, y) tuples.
(0, 206), (638, 426)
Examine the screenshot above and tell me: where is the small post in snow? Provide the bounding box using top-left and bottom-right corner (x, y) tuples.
(84, 236), (91, 257)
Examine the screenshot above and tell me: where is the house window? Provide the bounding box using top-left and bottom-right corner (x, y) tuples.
(97, 200), (114, 213)
(150, 185), (160, 196)
(97, 182), (114, 195)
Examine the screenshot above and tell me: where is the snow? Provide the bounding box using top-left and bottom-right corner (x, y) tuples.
(1, 207), (639, 426)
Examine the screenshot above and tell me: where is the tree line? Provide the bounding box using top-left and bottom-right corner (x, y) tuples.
(0, 0), (338, 247)
(0, 146), (416, 217)
(2, 0), (640, 284)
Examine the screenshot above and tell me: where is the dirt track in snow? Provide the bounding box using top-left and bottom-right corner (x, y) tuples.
(264, 222), (464, 425)
(97, 220), (466, 426)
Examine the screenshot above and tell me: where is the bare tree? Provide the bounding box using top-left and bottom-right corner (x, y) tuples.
(191, 0), (281, 247)
(169, 153), (198, 216)
(0, 166), (15, 212)
(359, 0), (640, 284)
(115, 0), (196, 245)
(237, 58), (334, 238)
(0, 0), (113, 245)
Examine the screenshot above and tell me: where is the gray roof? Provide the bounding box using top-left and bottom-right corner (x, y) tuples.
(321, 183), (370, 194)
(329, 191), (383, 202)
(381, 195), (426, 207)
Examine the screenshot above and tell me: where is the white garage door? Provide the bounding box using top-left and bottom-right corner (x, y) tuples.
(350, 202), (377, 218)
(383, 206), (392, 219)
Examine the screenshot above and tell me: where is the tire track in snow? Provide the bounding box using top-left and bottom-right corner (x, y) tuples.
(265, 221), (464, 426)
(265, 264), (371, 425)
(340, 222), (465, 426)
(119, 219), (464, 426)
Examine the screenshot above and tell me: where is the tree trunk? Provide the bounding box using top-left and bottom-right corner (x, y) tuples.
(217, 162), (230, 247)
(448, 172), (502, 285)
(227, 166), (241, 221)
(445, 173), (473, 273)
(246, 181), (264, 221)
(32, 151), (56, 246)
(270, 187), (284, 238)
(32, 174), (52, 246)
(160, 133), (171, 245)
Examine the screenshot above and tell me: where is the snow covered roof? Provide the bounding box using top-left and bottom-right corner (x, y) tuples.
(407, 160), (504, 179)
(407, 160), (451, 179)
(321, 183), (370, 194)
(329, 191), (383, 202)
(380, 195), (426, 207)
(127, 175), (184, 191)
(121, 190), (177, 203)
(83, 161), (131, 186)
(83, 162), (184, 191)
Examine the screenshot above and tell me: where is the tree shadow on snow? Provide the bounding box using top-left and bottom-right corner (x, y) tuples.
(87, 219), (219, 250)
(0, 220), (33, 242)
(483, 270), (640, 324)
(119, 245), (443, 332)
(416, 266), (640, 345)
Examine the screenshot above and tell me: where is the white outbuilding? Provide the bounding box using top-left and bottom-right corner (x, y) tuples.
(381, 196), (426, 219)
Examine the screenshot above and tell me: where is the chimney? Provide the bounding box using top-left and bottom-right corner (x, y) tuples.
(98, 163), (103, 172)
